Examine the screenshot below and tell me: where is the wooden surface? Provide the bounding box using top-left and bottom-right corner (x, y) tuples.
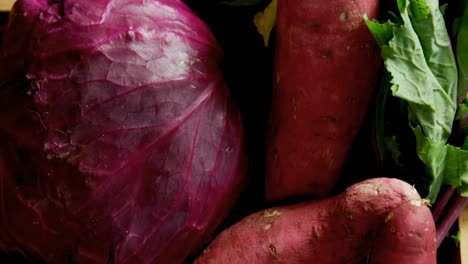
(0, 0), (15, 12)
(460, 205), (468, 263)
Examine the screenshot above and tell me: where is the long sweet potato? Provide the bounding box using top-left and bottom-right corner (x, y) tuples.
(194, 178), (420, 264)
(368, 199), (437, 264)
(265, 0), (382, 201)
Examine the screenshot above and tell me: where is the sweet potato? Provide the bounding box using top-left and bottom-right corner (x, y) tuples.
(265, 0), (382, 201)
(368, 199), (437, 264)
(194, 178), (420, 264)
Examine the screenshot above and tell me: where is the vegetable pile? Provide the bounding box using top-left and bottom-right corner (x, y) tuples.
(0, 0), (467, 263)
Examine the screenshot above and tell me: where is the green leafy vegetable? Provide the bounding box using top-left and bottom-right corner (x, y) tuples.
(455, 98), (468, 152)
(373, 69), (393, 165)
(366, 0), (468, 202)
(456, 2), (468, 104)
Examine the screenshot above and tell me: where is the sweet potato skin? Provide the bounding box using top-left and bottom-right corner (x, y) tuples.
(194, 178), (420, 264)
(368, 199), (437, 264)
(265, 0), (382, 201)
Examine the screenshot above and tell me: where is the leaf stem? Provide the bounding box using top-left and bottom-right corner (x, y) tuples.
(433, 185), (457, 222)
(436, 195), (468, 248)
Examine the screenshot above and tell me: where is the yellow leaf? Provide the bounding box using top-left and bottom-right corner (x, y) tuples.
(0, 0), (16, 11)
(253, 0), (277, 47)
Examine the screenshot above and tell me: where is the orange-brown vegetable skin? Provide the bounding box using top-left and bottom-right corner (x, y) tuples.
(369, 199), (437, 264)
(265, 0), (382, 201)
(194, 178), (420, 264)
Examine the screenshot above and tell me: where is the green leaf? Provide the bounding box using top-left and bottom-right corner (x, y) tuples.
(372, 70), (393, 165)
(448, 231), (461, 247)
(384, 136), (403, 165)
(367, 0), (462, 202)
(364, 18), (396, 46)
(253, 0), (277, 47)
(439, 3), (447, 16)
(389, 11), (404, 25)
(463, 0), (468, 15)
(384, 0), (457, 143)
(411, 128), (468, 201)
(457, 98), (468, 151)
(462, 137), (468, 150)
(453, 17), (462, 37)
(412, 126), (448, 201)
(442, 145), (465, 187)
(455, 99), (468, 121)
(457, 148), (468, 196)
(456, 7), (468, 104)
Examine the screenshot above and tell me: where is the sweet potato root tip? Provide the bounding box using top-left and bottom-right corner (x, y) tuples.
(369, 199), (436, 264)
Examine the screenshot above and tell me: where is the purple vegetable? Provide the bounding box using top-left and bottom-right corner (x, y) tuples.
(0, 0), (245, 263)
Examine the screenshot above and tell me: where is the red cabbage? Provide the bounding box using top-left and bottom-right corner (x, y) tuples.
(0, 0), (245, 263)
